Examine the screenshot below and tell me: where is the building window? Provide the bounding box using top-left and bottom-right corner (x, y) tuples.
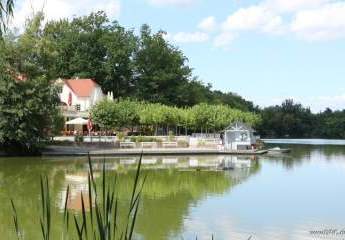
(57, 86), (63, 93)
(76, 104), (81, 111)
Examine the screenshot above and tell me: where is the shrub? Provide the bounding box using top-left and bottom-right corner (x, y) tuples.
(168, 130), (175, 141)
(129, 136), (162, 143)
(177, 140), (189, 148)
(74, 135), (84, 143)
(117, 131), (125, 141)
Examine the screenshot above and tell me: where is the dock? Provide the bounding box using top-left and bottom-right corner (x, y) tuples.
(41, 147), (268, 157)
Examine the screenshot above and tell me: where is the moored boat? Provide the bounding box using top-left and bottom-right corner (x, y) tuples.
(268, 147), (291, 154)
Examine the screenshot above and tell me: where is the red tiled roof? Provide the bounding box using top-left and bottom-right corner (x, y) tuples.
(15, 73), (28, 82)
(64, 79), (98, 97)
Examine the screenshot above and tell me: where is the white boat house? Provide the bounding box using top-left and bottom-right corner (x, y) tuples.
(223, 122), (256, 150)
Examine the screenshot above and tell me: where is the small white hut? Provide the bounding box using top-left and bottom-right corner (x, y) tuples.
(223, 122), (256, 150)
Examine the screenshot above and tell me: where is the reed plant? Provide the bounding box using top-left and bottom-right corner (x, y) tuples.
(11, 153), (145, 240)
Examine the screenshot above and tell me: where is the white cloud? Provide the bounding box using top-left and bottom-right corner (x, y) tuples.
(11, 0), (120, 29)
(263, 0), (333, 13)
(213, 32), (236, 49)
(148, 0), (196, 7)
(291, 2), (345, 41)
(222, 5), (284, 34)
(210, 0), (345, 49)
(168, 31), (209, 43)
(198, 16), (217, 32)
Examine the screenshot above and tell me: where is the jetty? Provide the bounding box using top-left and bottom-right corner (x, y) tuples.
(42, 146), (268, 157)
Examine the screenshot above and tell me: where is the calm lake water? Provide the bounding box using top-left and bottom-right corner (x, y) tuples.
(1, 142), (345, 239)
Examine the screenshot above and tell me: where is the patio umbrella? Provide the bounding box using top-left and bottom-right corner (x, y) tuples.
(65, 117), (89, 125)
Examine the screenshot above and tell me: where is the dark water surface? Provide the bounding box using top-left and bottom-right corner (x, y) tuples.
(1, 144), (345, 239)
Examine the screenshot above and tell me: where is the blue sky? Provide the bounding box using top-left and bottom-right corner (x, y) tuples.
(13, 0), (345, 112)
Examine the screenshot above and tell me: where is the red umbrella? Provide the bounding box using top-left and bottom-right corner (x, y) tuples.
(68, 92), (72, 106)
(87, 117), (93, 132)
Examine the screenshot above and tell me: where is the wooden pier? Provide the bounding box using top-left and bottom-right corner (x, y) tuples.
(42, 147), (268, 157)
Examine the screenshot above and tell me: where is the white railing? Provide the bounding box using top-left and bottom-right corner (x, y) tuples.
(192, 133), (221, 139)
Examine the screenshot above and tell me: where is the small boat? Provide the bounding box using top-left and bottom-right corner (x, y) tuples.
(268, 147), (291, 154)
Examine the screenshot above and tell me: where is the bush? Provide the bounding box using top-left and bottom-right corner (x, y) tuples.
(168, 130), (175, 141)
(129, 136), (162, 143)
(74, 135), (84, 143)
(177, 140), (189, 148)
(117, 131), (125, 141)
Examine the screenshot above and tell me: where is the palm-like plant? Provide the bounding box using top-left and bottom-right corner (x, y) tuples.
(0, 0), (14, 36)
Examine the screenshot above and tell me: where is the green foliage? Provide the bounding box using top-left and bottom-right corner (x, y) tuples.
(117, 131), (125, 141)
(91, 99), (140, 130)
(50, 111), (65, 137)
(312, 108), (345, 139)
(91, 99), (261, 134)
(133, 25), (193, 106)
(168, 130), (175, 141)
(129, 136), (162, 143)
(177, 139), (189, 147)
(0, 68), (60, 152)
(74, 135), (84, 143)
(257, 99), (314, 138)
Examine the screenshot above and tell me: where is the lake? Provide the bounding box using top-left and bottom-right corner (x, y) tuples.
(1, 142), (345, 239)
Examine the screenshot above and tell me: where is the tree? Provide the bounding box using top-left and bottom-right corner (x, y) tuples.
(0, 70), (60, 153)
(0, 0), (13, 37)
(50, 111), (65, 140)
(257, 99), (314, 138)
(312, 109), (345, 139)
(133, 25), (193, 106)
(42, 11), (109, 81)
(91, 99), (261, 135)
(91, 100), (117, 130)
(100, 22), (137, 98)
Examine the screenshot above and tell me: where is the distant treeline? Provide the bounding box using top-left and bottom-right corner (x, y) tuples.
(257, 99), (345, 139)
(1, 11), (255, 112)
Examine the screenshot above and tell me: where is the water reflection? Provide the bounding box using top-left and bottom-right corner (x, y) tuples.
(1, 145), (344, 239)
(51, 155), (260, 239)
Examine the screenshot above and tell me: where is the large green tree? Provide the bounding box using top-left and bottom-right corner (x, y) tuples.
(0, 71), (60, 153)
(133, 25), (193, 106)
(257, 99), (315, 138)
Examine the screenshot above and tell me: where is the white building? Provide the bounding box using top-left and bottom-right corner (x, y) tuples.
(223, 122), (256, 151)
(57, 78), (105, 114)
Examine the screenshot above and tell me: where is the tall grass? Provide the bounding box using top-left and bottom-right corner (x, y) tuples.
(11, 153), (145, 240)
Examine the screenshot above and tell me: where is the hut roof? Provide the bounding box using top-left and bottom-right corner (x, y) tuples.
(224, 121), (254, 132)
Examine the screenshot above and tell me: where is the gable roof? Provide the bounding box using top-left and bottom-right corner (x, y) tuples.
(225, 121), (254, 132)
(64, 79), (99, 97)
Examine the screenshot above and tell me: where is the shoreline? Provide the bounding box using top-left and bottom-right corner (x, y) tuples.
(40, 146), (268, 157)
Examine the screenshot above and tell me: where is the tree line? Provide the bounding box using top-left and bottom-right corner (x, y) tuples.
(257, 99), (345, 139)
(91, 99), (260, 135)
